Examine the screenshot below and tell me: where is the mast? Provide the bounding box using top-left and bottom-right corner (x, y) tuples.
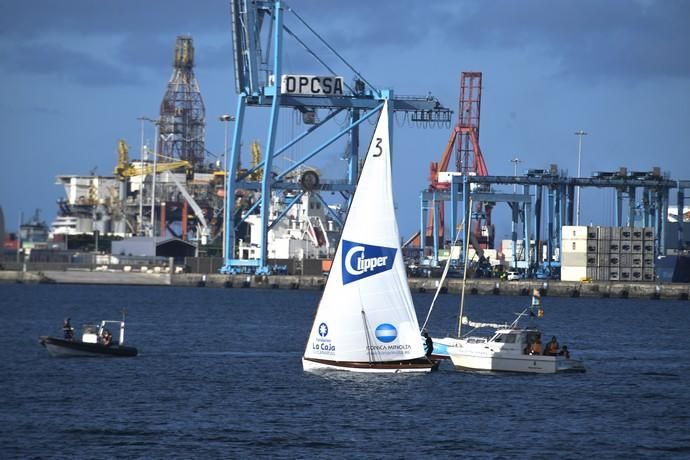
(457, 198), (473, 338)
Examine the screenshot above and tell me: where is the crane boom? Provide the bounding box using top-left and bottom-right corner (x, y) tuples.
(114, 140), (191, 179)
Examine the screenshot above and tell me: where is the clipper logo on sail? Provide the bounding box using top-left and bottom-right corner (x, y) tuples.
(341, 240), (397, 285)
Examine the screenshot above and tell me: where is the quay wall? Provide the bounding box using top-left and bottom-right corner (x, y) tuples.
(1, 270), (689, 300)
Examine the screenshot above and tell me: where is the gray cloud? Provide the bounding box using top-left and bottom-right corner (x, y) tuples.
(289, 0), (690, 81)
(0, 0), (228, 38)
(3, 0), (687, 87)
(0, 42), (141, 86)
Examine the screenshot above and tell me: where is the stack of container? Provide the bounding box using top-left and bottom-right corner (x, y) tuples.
(561, 226), (588, 281)
(561, 226), (655, 282)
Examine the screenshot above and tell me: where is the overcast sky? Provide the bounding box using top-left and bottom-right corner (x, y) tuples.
(1, 0), (689, 240)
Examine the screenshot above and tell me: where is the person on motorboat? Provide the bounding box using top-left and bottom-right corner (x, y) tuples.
(101, 328), (113, 346)
(558, 345), (570, 359)
(63, 318), (74, 340)
(530, 337), (542, 355)
(544, 336), (559, 356)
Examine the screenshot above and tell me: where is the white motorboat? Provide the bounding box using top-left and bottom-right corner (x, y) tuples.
(438, 301), (585, 374)
(302, 99), (437, 374)
(420, 201), (584, 374)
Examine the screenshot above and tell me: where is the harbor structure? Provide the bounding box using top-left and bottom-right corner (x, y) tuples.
(10, 4), (686, 281)
(221, 0), (452, 274)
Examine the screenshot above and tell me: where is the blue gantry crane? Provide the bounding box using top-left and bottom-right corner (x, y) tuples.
(221, 0), (452, 274)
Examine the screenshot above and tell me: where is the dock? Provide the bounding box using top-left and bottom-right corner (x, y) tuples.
(1, 270), (689, 300)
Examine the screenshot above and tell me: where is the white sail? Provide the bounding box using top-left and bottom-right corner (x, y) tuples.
(303, 100), (427, 370)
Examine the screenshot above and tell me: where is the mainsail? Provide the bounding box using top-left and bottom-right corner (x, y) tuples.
(302, 99), (430, 372)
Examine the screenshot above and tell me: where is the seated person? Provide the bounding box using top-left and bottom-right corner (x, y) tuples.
(101, 329), (112, 346)
(558, 345), (570, 359)
(544, 336), (559, 356)
(530, 338), (542, 355)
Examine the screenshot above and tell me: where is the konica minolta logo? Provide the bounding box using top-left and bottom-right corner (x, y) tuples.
(341, 240), (396, 285)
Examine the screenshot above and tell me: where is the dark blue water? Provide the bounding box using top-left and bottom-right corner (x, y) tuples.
(2, 284), (689, 459)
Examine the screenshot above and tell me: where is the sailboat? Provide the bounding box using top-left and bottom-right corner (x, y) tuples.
(302, 100), (437, 373)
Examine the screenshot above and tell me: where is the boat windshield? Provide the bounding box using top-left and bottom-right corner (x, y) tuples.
(82, 324), (98, 334)
(493, 333), (518, 343)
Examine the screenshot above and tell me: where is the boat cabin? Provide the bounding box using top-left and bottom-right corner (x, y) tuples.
(490, 328), (542, 353)
(81, 324), (101, 344)
(80, 321), (124, 346)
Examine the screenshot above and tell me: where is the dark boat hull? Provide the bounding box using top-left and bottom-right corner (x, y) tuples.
(303, 356), (439, 373)
(39, 336), (138, 357)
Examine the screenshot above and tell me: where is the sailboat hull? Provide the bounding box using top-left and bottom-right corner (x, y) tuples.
(302, 357), (438, 374)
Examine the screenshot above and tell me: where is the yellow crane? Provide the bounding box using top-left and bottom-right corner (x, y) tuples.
(114, 139), (191, 179)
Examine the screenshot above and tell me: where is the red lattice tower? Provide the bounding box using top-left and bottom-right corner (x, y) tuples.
(456, 72), (493, 249)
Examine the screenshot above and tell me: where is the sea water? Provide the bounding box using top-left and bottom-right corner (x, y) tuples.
(1, 284), (689, 459)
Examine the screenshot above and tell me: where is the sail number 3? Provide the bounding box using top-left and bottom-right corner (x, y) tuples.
(373, 138), (383, 157)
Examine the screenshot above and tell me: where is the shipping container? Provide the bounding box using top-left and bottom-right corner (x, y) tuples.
(643, 267), (655, 281)
(587, 226), (598, 239)
(620, 269), (632, 281)
(586, 239), (598, 254)
(586, 266), (598, 280)
(621, 228), (632, 240)
(609, 241), (620, 253)
(632, 229), (643, 241)
(561, 266), (588, 281)
(598, 253), (609, 266)
(631, 269), (643, 281)
(599, 227), (612, 239)
(643, 227), (654, 241)
(611, 227), (621, 240)
(620, 253), (632, 267)
(609, 256), (620, 267)
(632, 242), (643, 253)
(631, 255), (643, 268)
(562, 225), (588, 240)
(561, 252), (588, 267)
(620, 241), (632, 253)
(609, 268), (620, 281)
(561, 238), (587, 254)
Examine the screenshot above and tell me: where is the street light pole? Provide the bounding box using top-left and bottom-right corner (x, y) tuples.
(510, 156), (522, 192)
(219, 115), (235, 259)
(150, 123), (160, 237)
(136, 117), (146, 235)
(509, 157), (521, 268)
(574, 130), (588, 226)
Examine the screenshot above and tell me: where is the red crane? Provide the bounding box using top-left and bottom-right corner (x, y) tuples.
(426, 72), (494, 250)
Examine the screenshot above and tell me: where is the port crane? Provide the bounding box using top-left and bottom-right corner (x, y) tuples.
(221, 0), (452, 274)
(410, 72), (493, 269)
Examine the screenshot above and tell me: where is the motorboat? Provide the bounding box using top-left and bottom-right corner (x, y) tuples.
(436, 303), (585, 374)
(419, 206), (584, 374)
(40, 316), (137, 358)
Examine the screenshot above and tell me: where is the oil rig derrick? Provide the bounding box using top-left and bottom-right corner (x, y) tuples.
(159, 36), (206, 169)
(221, 0), (453, 274)
(137, 36), (215, 244)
